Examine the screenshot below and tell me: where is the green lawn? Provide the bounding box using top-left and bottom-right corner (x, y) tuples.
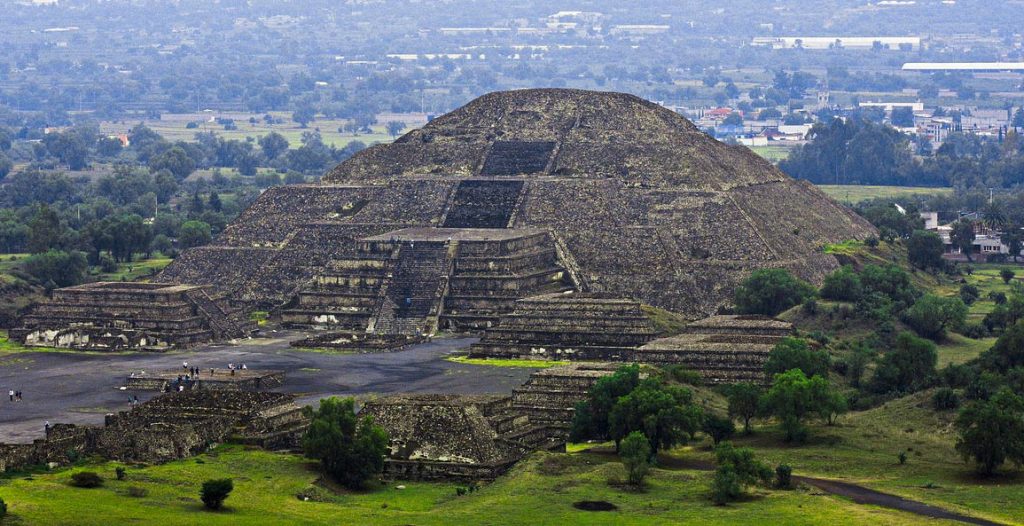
(0, 443), (956, 525)
(686, 391), (1024, 526)
(816, 185), (953, 204)
(91, 255), (173, 282)
(749, 145), (792, 162)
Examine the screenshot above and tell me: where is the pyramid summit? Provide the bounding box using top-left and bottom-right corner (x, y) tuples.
(16, 89), (875, 347)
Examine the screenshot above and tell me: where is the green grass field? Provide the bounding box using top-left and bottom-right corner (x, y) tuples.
(817, 185), (953, 204)
(99, 111), (422, 150)
(748, 145), (792, 162)
(0, 443), (961, 525)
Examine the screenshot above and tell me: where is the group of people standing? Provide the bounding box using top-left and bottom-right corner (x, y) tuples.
(7, 389), (23, 402)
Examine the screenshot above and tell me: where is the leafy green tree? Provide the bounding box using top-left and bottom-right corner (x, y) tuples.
(1001, 269), (1016, 284)
(890, 107), (915, 127)
(710, 442), (772, 505)
(385, 121), (407, 138)
(608, 379), (703, 456)
(149, 146), (196, 180)
(200, 478), (233, 510)
(619, 431), (651, 486)
(292, 105), (316, 128)
(960, 284), (981, 306)
(734, 268), (815, 316)
(764, 337), (830, 379)
(955, 388), (1024, 476)
(178, 220), (212, 250)
(258, 132), (290, 160)
(702, 414), (736, 445)
(903, 295), (967, 340)
(22, 250), (88, 287)
(761, 369), (838, 443)
(907, 230), (945, 270)
(302, 397), (389, 489)
(950, 220), (976, 262)
(1001, 230), (1022, 263)
(981, 321), (1024, 371)
(0, 151), (12, 180)
(27, 204), (64, 253)
(820, 265), (862, 302)
(570, 365), (640, 442)
(869, 332), (938, 394)
(153, 170), (178, 204)
(726, 383), (761, 434)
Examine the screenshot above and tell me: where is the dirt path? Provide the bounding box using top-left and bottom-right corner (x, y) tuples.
(588, 449), (1007, 525)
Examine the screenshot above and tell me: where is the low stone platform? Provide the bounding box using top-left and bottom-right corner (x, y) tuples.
(637, 315), (793, 384)
(0, 390), (309, 472)
(124, 369), (285, 392)
(468, 292), (658, 361)
(288, 331), (424, 352)
(10, 282), (254, 351)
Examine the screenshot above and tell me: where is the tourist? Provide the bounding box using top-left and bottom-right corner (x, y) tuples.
(241, 364), (247, 370)
(44, 421), (50, 433)
(16, 391), (22, 401)
(8, 389), (13, 402)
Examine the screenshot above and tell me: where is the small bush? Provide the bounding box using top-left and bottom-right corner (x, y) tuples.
(70, 471), (104, 488)
(898, 451), (908, 465)
(711, 466), (740, 505)
(1001, 268), (1016, 284)
(115, 467), (126, 480)
(960, 324), (988, 339)
(200, 478), (234, 510)
(775, 464), (793, 489)
(865, 236), (879, 248)
(665, 365), (703, 386)
(0, 496), (6, 519)
(932, 388), (960, 410)
(127, 486), (148, 498)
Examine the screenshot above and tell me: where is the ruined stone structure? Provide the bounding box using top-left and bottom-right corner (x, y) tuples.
(637, 315), (793, 384)
(16, 89), (872, 343)
(468, 292), (658, 360)
(0, 391), (308, 473)
(11, 282), (253, 350)
(361, 363), (617, 480)
(124, 369), (285, 392)
(142, 88), (873, 338)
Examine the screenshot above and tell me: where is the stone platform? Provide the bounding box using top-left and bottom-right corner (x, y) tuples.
(468, 292), (659, 361)
(282, 227), (571, 336)
(288, 331), (424, 352)
(11, 282), (254, 351)
(124, 369), (285, 392)
(637, 315), (793, 384)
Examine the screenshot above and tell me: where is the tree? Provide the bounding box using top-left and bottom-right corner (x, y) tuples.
(302, 397), (389, 489)
(1001, 230), (1022, 263)
(907, 230), (945, 270)
(1013, 108), (1024, 129)
(292, 105), (316, 128)
(0, 151), (12, 180)
(385, 121), (406, 138)
(960, 284), (981, 306)
(869, 331), (938, 394)
(723, 112), (744, 126)
(710, 442), (772, 505)
(608, 379), (703, 456)
(903, 295), (967, 341)
(981, 321), (1024, 371)
(27, 204), (63, 253)
(22, 250), (88, 287)
(955, 388), (1024, 476)
(259, 132), (290, 160)
(200, 478), (233, 510)
(760, 369), (835, 443)
(702, 414), (736, 445)
(891, 107), (915, 127)
(149, 146), (196, 181)
(726, 383), (761, 434)
(153, 169), (179, 204)
(1001, 269), (1016, 284)
(820, 265), (863, 302)
(570, 365), (640, 442)
(950, 220), (976, 262)
(178, 220), (212, 250)
(619, 431), (651, 487)
(734, 268), (815, 316)
(208, 192), (222, 212)
(765, 337), (830, 379)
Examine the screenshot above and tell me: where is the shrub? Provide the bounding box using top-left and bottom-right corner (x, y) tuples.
(764, 337), (830, 379)
(932, 388), (960, 410)
(99, 254), (119, 273)
(0, 496), (6, 519)
(775, 464), (793, 489)
(955, 388), (1024, 476)
(664, 365), (703, 386)
(733, 268), (816, 316)
(907, 230), (945, 269)
(619, 431), (651, 487)
(127, 486), (148, 498)
(23, 250), (89, 288)
(865, 236), (879, 248)
(711, 466), (740, 505)
(710, 442), (772, 504)
(702, 414), (736, 445)
(1000, 269), (1016, 284)
(903, 295), (967, 341)
(70, 471), (104, 488)
(959, 284), (981, 306)
(115, 467), (126, 480)
(200, 478), (234, 510)
(898, 451), (908, 465)
(960, 323), (988, 339)
(869, 332), (938, 394)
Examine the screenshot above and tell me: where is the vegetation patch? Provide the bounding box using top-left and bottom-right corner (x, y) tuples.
(446, 356), (568, 368)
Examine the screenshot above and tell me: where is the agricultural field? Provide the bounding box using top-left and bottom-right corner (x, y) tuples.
(99, 111), (427, 150)
(748, 145), (792, 162)
(816, 185), (953, 204)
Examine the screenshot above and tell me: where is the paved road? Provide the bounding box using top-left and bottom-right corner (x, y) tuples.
(0, 332), (534, 443)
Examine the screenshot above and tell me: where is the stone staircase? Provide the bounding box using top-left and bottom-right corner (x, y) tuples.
(372, 242), (450, 335)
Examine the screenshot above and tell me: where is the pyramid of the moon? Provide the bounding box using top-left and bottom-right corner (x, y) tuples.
(149, 88), (873, 335)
